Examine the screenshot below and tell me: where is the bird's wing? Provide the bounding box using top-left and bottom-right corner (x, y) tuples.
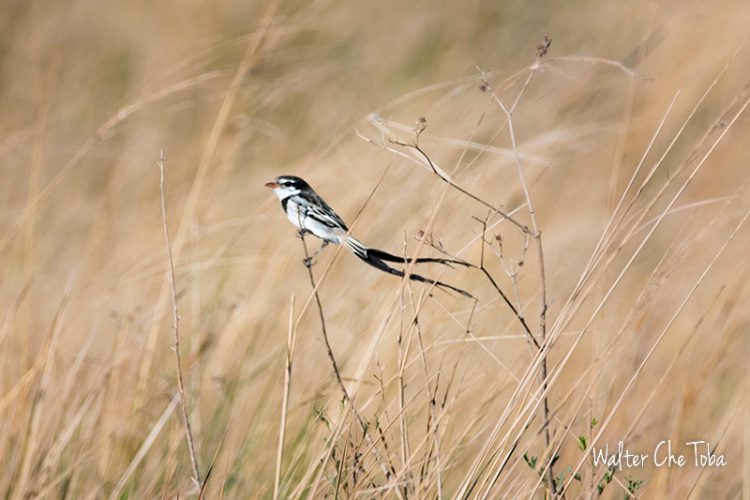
(298, 191), (349, 230)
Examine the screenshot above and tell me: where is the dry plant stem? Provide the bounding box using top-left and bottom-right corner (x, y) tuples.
(197, 434), (227, 500)
(546, 96), (750, 491)
(299, 233), (349, 402)
(393, 128), (556, 494)
(567, 92), (680, 304)
(520, 213), (705, 496)
(137, 0), (279, 412)
(565, 42), (746, 317)
(391, 139), (530, 235)
(402, 102), (554, 491)
(413, 317), (443, 499)
(273, 294), (296, 500)
(386, 140), (536, 342)
(371, 308), (481, 495)
(483, 63), (557, 495)
(614, 286), (728, 492)
(396, 289), (412, 494)
(109, 394), (181, 500)
(476, 215), (539, 349)
(548, 94), (750, 426)
(298, 233), (399, 487)
(523, 95), (750, 480)
(685, 395), (741, 497)
(387, 274), (478, 490)
(158, 151), (201, 488)
(360, 117), (530, 233)
(560, 206), (750, 494)
(13, 281), (72, 498)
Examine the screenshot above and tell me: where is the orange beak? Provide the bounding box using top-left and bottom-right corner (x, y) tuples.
(264, 180), (279, 188)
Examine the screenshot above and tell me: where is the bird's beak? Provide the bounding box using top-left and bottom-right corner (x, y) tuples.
(264, 181), (279, 188)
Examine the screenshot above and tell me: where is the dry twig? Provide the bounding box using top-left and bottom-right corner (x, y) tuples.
(273, 294), (296, 499)
(158, 150), (201, 489)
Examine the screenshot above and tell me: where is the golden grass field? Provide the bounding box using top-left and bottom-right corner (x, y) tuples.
(2, 0), (750, 498)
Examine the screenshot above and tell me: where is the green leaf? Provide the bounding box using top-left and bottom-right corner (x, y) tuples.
(578, 435), (588, 451)
(626, 477), (644, 494)
(598, 466), (615, 495)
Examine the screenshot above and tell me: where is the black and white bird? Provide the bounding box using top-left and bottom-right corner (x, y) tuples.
(265, 175), (473, 298)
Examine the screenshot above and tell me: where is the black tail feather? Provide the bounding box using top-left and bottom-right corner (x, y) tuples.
(366, 247), (472, 268)
(358, 252), (474, 299)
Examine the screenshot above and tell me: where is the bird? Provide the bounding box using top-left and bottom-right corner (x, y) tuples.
(265, 175), (473, 298)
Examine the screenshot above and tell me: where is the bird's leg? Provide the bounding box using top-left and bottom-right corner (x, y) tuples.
(303, 240), (329, 268)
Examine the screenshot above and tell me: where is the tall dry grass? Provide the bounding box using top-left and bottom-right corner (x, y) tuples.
(1, 0), (749, 498)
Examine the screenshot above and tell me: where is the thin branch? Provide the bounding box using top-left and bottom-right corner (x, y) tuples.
(158, 150), (201, 488)
(474, 215), (540, 350)
(413, 314), (443, 499)
(298, 232), (400, 487)
(274, 294), (296, 500)
(356, 123), (530, 234)
(299, 232), (348, 400)
(399, 138), (530, 235)
(480, 47), (557, 495)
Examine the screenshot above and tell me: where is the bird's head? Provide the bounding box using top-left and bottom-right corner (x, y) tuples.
(264, 175), (310, 200)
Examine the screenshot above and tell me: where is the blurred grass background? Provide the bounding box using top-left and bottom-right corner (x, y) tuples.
(1, 0), (750, 497)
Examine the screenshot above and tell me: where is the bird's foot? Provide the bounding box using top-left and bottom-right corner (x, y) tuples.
(303, 256), (316, 268)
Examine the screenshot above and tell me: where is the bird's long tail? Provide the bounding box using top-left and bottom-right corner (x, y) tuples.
(343, 237), (474, 299)
(344, 237), (471, 266)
